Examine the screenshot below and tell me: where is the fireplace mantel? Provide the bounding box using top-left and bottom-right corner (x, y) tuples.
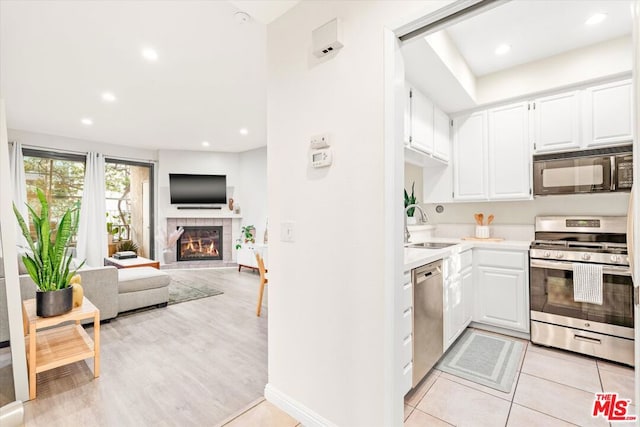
(166, 211), (242, 219)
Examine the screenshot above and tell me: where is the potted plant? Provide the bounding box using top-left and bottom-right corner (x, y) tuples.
(242, 225), (256, 244)
(13, 188), (84, 317)
(404, 182), (417, 225)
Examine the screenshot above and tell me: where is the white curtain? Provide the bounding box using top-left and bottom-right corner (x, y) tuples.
(8, 141), (28, 247)
(76, 152), (106, 267)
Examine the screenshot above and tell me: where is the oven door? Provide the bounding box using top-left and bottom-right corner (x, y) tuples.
(533, 155), (612, 195)
(530, 259), (634, 330)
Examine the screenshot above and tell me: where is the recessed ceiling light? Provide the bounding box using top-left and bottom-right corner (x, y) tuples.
(494, 44), (511, 56)
(585, 13), (607, 26)
(141, 47), (158, 61)
(101, 92), (116, 102)
(239, 128), (249, 136)
(201, 141), (210, 147)
(81, 118), (93, 126)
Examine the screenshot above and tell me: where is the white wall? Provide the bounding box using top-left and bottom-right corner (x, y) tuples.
(424, 193), (630, 225)
(266, 2), (448, 426)
(8, 128), (158, 161)
(476, 36), (632, 106)
(157, 149), (241, 233)
(238, 147), (267, 243)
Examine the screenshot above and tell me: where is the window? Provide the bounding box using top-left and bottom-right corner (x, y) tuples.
(23, 149), (85, 227)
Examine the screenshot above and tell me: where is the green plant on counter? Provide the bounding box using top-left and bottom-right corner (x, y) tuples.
(404, 182), (417, 217)
(13, 188), (85, 292)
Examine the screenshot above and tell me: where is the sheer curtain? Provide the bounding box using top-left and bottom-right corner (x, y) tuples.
(76, 152), (106, 267)
(8, 141), (27, 247)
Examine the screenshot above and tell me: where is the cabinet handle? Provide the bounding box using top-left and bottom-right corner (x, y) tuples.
(574, 334), (601, 345)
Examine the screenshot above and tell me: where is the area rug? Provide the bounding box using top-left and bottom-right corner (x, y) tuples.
(436, 329), (524, 393)
(166, 269), (224, 305)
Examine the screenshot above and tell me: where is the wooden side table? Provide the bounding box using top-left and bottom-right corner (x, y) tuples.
(22, 296), (100, 399)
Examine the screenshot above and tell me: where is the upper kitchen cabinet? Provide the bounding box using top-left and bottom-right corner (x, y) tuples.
(404, 84), (412, 146)
(452, 103), (531, 202)
(532, 91), (581, 153)
(532, 79), (633, 153)
(433, 107), (451, 162)
(584, 79), (633, 148)
(411, 89), (435, 154)
(488, 102), (531, 200)
(404, 83), (451, 167)
(452, 111), (487, 201)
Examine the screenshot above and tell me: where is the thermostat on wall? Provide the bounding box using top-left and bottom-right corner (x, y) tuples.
(310, 148), (332, 168)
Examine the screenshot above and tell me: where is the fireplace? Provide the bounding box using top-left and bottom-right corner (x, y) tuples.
(177, 226), (223, 261)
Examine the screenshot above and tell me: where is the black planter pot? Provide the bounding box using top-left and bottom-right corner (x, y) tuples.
(36, 286), (73, 317)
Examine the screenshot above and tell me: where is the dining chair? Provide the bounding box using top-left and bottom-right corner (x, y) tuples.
(255, 253), (268, 316)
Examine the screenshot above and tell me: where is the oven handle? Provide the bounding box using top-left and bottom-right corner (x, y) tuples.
(530, 259), (632, 276)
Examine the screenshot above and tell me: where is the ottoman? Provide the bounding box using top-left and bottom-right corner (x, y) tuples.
(117, 267), (170, 313)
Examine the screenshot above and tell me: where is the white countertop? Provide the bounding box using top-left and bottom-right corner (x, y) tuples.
(404, 237), (531, 271)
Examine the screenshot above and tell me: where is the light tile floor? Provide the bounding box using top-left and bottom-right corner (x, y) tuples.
(223, 331), (636, 427)
(405, 331), (636, 427)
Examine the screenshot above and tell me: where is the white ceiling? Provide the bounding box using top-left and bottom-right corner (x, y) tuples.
(446, 0), (633, 77)
(229, 0), (299, 25)
(0, 1), (289, 153)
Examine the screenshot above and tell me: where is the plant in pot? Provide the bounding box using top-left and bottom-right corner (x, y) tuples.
(241, 225), (256, 244)
(13, 188), (84, 317)
(236, 225), (256, 250)
(404, 182), (418, 225)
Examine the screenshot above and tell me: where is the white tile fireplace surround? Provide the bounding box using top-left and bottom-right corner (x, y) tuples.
(165, 212), (242, 268)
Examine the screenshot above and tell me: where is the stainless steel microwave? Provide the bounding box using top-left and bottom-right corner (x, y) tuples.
(533, 145), (633, 196)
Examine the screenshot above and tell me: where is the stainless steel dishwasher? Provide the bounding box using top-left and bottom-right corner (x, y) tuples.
(412, 260), (443, 387)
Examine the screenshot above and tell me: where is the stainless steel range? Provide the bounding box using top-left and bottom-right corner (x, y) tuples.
(529, 216), (634, 366)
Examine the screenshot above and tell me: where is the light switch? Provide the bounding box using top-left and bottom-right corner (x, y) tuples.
(280, 221), (295, 242)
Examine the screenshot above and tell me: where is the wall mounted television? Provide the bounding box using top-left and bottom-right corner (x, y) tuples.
(169, 174), (227, 204)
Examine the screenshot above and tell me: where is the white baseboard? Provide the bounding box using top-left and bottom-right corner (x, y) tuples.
(264, 383), (337, 427)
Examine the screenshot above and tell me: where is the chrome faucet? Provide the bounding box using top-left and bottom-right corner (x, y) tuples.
(404, 204), (430, 243)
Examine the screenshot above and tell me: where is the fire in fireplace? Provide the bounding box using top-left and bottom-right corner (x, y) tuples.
(177, 226), (223, 261)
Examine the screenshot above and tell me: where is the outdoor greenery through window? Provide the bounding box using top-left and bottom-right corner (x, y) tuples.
(23, 151), (85, 241)
(106, 161), (151, 257)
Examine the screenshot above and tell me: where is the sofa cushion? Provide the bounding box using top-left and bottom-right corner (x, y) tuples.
(118, 267), (170, 294)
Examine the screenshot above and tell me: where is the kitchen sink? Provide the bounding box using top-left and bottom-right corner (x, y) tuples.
(406, 242), (457, 249)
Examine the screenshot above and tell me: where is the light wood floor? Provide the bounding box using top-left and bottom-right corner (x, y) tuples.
(1, 267), (267, 426)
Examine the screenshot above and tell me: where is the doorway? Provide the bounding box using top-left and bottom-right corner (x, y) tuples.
(105, 159), (154, 259)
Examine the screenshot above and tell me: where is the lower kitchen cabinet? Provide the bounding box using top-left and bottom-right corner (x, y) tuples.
(474, 249), (529, 333)
(444, 250), (472, 351)
(400, 271), (413, 395)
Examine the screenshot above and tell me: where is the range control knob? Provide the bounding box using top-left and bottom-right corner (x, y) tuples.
(610, 255), (620, 263)
(554, 252), (564, 258)
(582, 253), (591, 261)
(544, 251), (551, 258)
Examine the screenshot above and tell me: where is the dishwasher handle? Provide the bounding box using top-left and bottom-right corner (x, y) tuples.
(413, 263), (442, 285)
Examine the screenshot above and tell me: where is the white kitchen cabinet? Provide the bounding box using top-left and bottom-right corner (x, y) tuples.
(399, 272), (413, 395)
(533, 91), (581, 153)
(433, 107), (450, 162)
(584, 79), (633, 148)
(461, 265), (473, 326)
(474, 249), (529, 333)
(452, 111), (487, 201)
(411, 89), (435, 154)
(488, 102), (531, 200)
(404, 84), (412, 146)
(444, 250), (472, 350)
